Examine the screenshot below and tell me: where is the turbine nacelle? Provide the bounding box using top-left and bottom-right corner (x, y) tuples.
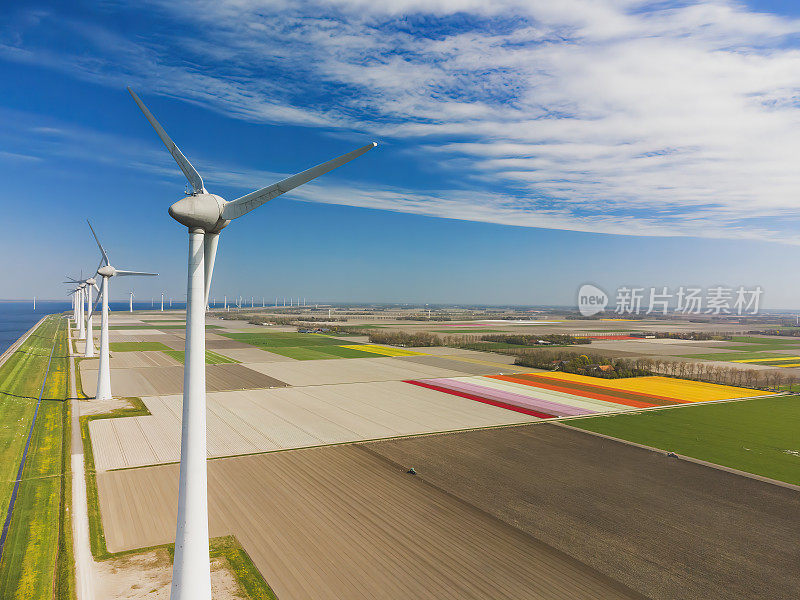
(97, 265), (116, 278)
(168, 193), (230, 233)
(86, 277), (96, 286)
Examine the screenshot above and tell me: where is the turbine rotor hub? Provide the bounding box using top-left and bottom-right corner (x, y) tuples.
(168, 193), (230, 233)
(98, 265), (116, 277)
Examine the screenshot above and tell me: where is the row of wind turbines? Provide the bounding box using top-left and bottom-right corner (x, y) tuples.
(65, 87), (376, 600)
(65, 222), (157, 400)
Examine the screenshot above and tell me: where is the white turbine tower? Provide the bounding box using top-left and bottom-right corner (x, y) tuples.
(88, 220), (157, 400)
(64, 275), (88, 339)
(161, 292), (165, 311)
(78, 283), (87, 340)
(128, 86), (376, 600)
(84, 276), (100, 358)
(130, 291), (134, 313)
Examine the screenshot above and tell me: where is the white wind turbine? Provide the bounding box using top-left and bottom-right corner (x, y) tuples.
(64, 274), (88, 340)
(87, 220), (157, 400)
(129, 291), (134, 313)
(128, 86), (376, 600)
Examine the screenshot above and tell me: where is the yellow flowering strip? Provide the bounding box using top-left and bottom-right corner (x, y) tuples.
(339, 344), (425, 357)
(732, 356), (800, 363)
(529, 372), (770, 402)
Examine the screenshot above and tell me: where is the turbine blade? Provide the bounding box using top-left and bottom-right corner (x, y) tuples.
(220, 142), (377, 220)
(127, 87), (205, 195)
(87, 220), (110, 266)
(115, 270), (158, 277)
(203, 232), (219, 307)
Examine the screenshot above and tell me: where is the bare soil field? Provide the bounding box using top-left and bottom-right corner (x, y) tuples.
(242, 355), (473, 386)
(363, 423), (800, 600)
(89, 381), (539, 470)
(97, 445), (643, 600)
(396, 354), (535, 374)
(94, 549), (244, 600)
(80, 363), (286, 397)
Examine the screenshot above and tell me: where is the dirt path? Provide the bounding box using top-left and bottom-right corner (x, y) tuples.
(69, 319), (96, 600)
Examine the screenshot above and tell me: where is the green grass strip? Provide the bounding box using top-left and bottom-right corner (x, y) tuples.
(570, 395), (800, 485)
(220, 332), (359, 348)
(0, 317), (75, 599)
(109, 342), (174, 352)
(163, 350), (239, 364)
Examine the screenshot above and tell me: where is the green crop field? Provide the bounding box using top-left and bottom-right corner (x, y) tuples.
(264, 345), (378, 360)
(109, 341), (174, 352)
(163, 350), (239, 364)
(680, 350), (800, 363)
(220, 332), (378, 360)
(570, 395), (800, 485)
(729, 336), (800, 345)
(0, 316), (74, 599)
(221, 332), (355, 347)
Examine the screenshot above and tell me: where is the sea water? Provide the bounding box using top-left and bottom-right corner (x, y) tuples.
(0, 301), (188, 355)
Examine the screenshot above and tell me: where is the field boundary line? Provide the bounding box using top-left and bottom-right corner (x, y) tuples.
(554, 421), (800, 492)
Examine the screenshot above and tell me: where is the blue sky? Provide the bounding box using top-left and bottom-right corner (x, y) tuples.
(2, 0), (800, 307)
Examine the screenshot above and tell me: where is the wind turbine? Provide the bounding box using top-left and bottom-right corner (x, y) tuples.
(87, 220), (157, 400)
(64, 275), (88, 340)
(161, 292), (165, 312)
(129, 291), (134, 313)
(128, 86), (376, 600)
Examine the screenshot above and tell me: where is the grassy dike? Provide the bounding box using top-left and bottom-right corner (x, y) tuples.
(80, 397), (277, 598)
(0, 316), (75, 599)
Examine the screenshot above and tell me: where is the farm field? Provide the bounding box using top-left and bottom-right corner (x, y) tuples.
(0, 316), (73, 599)
(681, 350), (800, 366)
(80, 362), (287, 397)
(221, 331), (392, 360)
(88, 379), (538, 470)
(570, 395), (800, 485)
(408, 372), (770, 419)
(338, 344), (423, 357)
(365, 423), (800, 600)
(109, 325), (222, 330)
(96, 445), (642, 600)
(109, 341), (174, 352)
(163, 349), (239, 364)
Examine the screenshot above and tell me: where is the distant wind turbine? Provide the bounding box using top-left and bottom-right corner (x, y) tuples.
(88, 220), (157, 400)
(129, 291), (134, 313)
(83, 276), (99, 358)
(128, 86), (376, 600)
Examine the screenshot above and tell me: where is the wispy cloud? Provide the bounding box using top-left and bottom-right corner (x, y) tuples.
(3, 1), (800, 242)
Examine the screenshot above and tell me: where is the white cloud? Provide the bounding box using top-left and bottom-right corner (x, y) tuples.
(4, 1), (800, 242)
